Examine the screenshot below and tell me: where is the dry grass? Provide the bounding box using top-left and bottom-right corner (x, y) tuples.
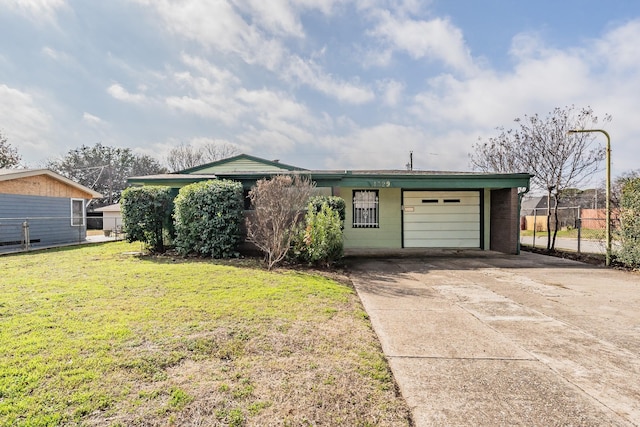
(0, 242), (411, 426)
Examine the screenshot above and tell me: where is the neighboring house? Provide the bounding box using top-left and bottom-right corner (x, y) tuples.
(129, 154), (532, 255)
(94, 203), (122, 234)
(521, 191), (603, 231)
(0, 169), (102, 250)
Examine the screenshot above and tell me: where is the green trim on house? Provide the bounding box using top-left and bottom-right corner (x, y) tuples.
(127, 174), (217, 188)
(484, 188), (491, 249)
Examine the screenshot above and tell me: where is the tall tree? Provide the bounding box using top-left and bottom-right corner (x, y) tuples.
(47, 143), (167, 208)
(470, 105), (610, 250)
(166, 141), (239, 172)
(0, 132), (21, 168)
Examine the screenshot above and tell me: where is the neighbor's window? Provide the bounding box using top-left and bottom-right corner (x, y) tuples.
(71, 199), (85, 226)
(353, 190), (379, 228)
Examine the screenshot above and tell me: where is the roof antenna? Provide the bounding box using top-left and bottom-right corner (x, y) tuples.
(406, 151), (413, 171)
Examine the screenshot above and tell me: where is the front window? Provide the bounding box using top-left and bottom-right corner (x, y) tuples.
(353, 190), (379, 228)
(71, 199), (85, 226)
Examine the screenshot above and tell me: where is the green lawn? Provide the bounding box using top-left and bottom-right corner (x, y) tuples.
(520, 228), (605, 240)
(0, 242), (410, 426)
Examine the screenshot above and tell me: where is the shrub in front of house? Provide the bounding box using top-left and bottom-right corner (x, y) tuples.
(308, 195), (346, 225)
(121, 186), (174, 253)
(290, 200), (344, 266)
(173, 180), (244, 258)
(617, 177), (640, 268)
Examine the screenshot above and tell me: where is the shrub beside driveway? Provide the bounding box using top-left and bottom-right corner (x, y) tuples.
(0, 242), (410, 426)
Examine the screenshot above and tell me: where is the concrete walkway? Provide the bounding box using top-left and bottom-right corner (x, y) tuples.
(347, 251), (640, 426)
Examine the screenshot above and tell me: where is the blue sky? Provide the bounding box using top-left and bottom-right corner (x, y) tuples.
(1, 0), (639, 181)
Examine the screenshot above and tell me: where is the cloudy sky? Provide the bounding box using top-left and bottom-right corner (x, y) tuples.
(1, 0), (639, 178)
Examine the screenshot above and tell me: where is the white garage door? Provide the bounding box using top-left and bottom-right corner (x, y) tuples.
(403, 191), (480, 248)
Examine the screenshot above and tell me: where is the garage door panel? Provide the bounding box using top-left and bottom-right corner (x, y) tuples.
(404, 198), (479, 207)
(403, 222), (480, 232)
(403, 191), (480, 248)
(404, 238), (479, 248)
(408, 230), (479, 239)
(405, 213), (478, 223)
(409, 206), (480, 215)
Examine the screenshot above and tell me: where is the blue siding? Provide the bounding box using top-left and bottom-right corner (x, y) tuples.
(0, 194), (87, 249)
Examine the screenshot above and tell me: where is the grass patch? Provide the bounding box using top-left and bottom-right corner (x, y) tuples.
(0, 242), (410, 426)
(520, 228), (605, 240)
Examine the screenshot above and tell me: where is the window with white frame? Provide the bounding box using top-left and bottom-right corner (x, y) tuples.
(352, 190), (379, 228)
(71, 199), (85, 226)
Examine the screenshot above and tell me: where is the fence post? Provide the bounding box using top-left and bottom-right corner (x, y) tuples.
(22, 220), (30, 250)
(533, 208), (537, 248)
(577, 207), (581, 255)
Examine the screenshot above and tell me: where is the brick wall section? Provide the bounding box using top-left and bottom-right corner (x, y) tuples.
(490, 188), (518, 254)
(0, 175), (94, 199)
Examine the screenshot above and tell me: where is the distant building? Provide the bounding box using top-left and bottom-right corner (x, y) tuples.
(0, 169), (101, 250)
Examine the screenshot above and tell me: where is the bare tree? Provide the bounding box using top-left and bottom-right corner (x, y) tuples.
(245, 174), (314, 270)
(167, 141), (240, 172)
(201, 142), (240, 163)
(470, 105), (610, 250)
(0, 132), (21, 168)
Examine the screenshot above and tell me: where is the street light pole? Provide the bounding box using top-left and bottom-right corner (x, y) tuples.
(568, 129), (611, 266)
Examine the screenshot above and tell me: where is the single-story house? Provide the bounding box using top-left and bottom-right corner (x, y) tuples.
(94, 203), (123, 234)
(0, 169), (102, 250)
(129, 154), (532, 255)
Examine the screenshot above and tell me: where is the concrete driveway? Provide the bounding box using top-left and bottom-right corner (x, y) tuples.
(347, 251), (640, 426)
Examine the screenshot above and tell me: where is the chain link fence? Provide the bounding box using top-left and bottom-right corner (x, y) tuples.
(520, 207), (619, 254)
(0, 216), (124, 253)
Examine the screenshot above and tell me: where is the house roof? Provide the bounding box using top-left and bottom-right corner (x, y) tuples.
(176, 154), (306, 174)
(129, 170), (532, 190)
(94, 203), (121, 212)
(128, 153), (532, 190)
(0, 168), (102, 198)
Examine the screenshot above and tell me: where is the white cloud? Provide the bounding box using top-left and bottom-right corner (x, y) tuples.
(134, 0), (371, 103)
(595, 20), (640, 73)
(319, 123), (429, 169)
(404, 20), (640, 176)
(180, 54), (240, 85)
(135, 0), (284, 68)
(1, 0), (66, 22)
(369, 10), (477, 75)
(284, 56), (375, 104)
(107, 83), (147, 104)
(0, 84), (53, 162)
(236, 88), (313, 123)
(409, 49), (592, 130)
(165, 68), (246, 124)
(235, 0), (305, 38)
(82, 112), (105, 126)
(41, 46), (71, 62)
(377, 79), (404, 106)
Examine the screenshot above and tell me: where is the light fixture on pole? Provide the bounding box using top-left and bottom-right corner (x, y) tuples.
(567, 129), (611, 266)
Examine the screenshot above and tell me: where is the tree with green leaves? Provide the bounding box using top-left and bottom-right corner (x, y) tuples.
(470, 105), (610, 251)
(173, 180), (244, 258)
(617, 177), (640, 268)
(47, 143), (167, 208)
(121, 186), (174, 253)
(0, 132), (21, 168)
